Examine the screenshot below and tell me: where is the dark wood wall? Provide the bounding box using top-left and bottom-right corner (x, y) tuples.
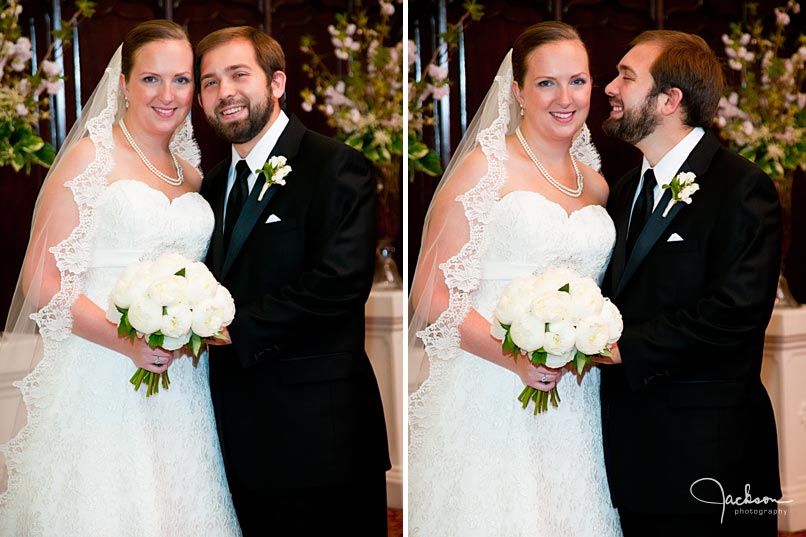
(0, 0), (364, 329)
(409, 0), (806, 299)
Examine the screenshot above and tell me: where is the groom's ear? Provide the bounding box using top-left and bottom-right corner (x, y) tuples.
(658, 87), (684, 117)
(270, 70), (287, 100)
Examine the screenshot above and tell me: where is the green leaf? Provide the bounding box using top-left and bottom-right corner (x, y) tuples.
(530, 349), (547, 367)
(502, 330), (517, 356)
(573, 350), (588, 375)
(559, 283), (570, 293)
(147, 332), (164, 349)
(174, 267), (186, 277)
(190, 333), (203, 357)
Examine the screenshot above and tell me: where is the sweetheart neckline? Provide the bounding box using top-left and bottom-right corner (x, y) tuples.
(107, 179), (202, 205)
(497, 190), (607, 219)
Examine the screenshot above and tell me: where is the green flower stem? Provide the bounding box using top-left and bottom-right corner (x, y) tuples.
(518, 385), (561, 415)
(129, 367), (171, 397)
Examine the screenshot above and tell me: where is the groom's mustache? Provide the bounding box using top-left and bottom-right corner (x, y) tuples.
(215, 98), (249, 114)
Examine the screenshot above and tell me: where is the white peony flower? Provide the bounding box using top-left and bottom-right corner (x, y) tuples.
(489, 314), (507, 341)
(105, 297), (123, 325)
(533, 267), (578, 295)
(148, 275), (188, 307)
(110, 261), (153, 309)
(543, 321), (576, 356)
(569, 277), (604, 321)
(150, 253), (189, 279)
(161, 333), (191, 351)
(211, 285), (236, 325)
(600, 298), (623, 344)
(494, 276), (539, 324)
(530, 291), (572, 324)
(191, 300), (226, 338)
(509, 312), (546, 352)
(575, 316), (610, 355)
(160, 304), (193, 338)
(545, 349), (575, 368)
(184, 262), (218, 305)
(127, 296), (164, 334)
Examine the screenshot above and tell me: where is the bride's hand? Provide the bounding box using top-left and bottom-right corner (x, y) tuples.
(513, 356), (562, 392)
(126, 338), (174, 373)
(206, 327), (232, 346)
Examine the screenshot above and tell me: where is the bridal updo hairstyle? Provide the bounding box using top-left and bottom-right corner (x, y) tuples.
(511, 21), (587, 87)
(121, 20), (190, 80)
(630, 30), (724, 129)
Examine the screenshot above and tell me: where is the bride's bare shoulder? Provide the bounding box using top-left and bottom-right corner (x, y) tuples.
(578, 161), (610, 205)
(433, 146), (490, 202)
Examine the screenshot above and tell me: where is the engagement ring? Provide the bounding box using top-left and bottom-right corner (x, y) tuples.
(154, 358), (164, 366)
(540, 375), (549, 384)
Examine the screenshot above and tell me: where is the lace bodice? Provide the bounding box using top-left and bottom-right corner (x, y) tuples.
(83, 180), (213, 307)
(473, 190), (615, 319)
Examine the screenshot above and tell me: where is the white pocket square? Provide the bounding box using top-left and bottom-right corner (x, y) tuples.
(265, 214), (281, 224)
(667, 233), (684, 242)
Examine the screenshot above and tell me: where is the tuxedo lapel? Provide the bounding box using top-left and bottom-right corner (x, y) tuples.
(206, 165), (229, 277)
(615, 187), (679, 297)
(613, 132), (722, 298)
(220, 114), (307, 280)
(610, 171), (639, 292)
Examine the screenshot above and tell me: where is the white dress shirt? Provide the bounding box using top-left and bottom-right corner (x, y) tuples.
(631, 126), (705, 215)
(224, 110), (290, 212)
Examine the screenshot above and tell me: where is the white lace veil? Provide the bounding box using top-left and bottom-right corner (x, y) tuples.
(0, 45), (200, 490)
(408, 50), (601, 395)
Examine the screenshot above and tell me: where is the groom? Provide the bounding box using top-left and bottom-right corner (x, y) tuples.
(195, 27), (390, 536)
(597, 31), (782, 536)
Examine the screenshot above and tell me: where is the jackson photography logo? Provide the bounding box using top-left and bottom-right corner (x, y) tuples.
(690, 477), (793, 524)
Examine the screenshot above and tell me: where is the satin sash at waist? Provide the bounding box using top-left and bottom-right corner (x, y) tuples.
(479, 261), (540, 281)
(89, 249), (144, 269)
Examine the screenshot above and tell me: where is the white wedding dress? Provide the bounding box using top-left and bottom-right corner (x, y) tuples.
(0, 180), (241, 536)
(409, 190), (623, 537)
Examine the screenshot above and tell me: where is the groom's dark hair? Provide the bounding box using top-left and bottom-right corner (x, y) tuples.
(633, 31), (724, 129)
(195, 26), (286, 91)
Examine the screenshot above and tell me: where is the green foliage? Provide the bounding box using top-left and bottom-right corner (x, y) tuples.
(0, 1), (95, 173)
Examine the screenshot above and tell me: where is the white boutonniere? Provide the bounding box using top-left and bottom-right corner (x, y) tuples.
(255, 156), (292, 202)
(661, 171), (699, 217)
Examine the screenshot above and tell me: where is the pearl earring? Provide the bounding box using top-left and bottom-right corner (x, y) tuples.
(520, 104), (524, 117)
(125, 95), (129, 109)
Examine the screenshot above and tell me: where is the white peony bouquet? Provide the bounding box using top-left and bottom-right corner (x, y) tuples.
(490, 267), (623, 414)
(105, 253), (235, 396)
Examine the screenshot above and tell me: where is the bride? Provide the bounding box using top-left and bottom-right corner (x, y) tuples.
(0, 20), (240, 536)
(409, 22), (622, 536)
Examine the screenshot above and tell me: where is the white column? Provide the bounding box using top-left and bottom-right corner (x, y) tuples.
(365, 288), (403, 509)
(762, 306), (806, 532)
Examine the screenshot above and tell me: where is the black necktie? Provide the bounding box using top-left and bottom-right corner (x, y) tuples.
(626, 169), (656, 257)
(224, 160), (250, 249)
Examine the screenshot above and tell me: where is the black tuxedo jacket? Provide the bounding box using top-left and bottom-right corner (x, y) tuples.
(201, 114), (390, 492)
(600, 131), (782, 514)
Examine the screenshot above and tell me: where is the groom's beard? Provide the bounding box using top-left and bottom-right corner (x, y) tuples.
(206, 96), (273, 144)
(602, 94), (660, 145)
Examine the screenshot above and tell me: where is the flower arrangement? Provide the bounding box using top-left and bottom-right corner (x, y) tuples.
(106, 253), (236, 397)
(716, 1), (806, 186)
(408, 1), (483, 180)
(300, 0), (404, 179)
(299, 0), (483, 185)
(490, 268), (622, 414)
(0, 0), (94, 173)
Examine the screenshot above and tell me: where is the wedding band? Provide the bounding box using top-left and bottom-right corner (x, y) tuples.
(540, 375), (549, 384)
(154, 358), (164, 366)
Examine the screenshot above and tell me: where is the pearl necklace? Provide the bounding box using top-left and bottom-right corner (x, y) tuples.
(119, 119), (184, 187)
(515, 126), (583, 198)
